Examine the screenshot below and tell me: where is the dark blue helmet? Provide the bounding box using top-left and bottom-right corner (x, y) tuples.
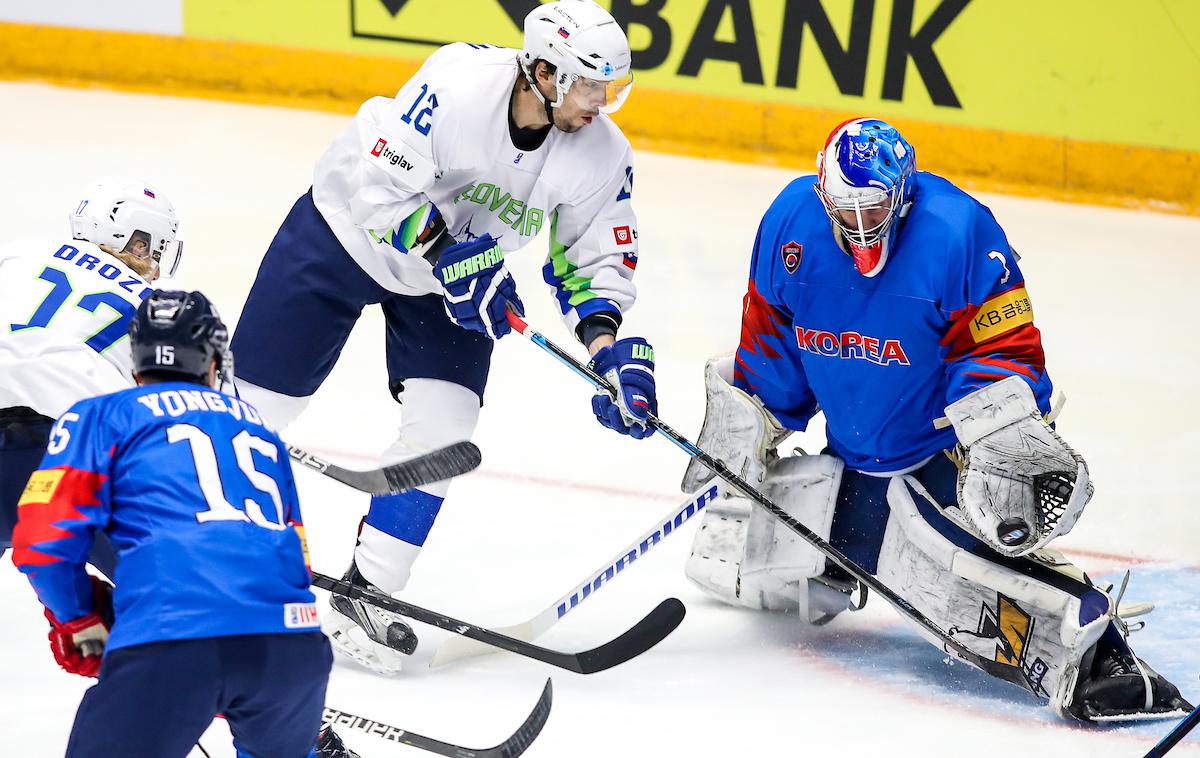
(129, 290), (230, 387)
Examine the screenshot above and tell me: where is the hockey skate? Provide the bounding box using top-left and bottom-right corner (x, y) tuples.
(316, 725), (360, 758)
(325, 561), (418, 675)
(1062, 630), (1193, 721)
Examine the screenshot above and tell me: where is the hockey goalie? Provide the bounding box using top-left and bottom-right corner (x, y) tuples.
(681, 117), (1192, 721)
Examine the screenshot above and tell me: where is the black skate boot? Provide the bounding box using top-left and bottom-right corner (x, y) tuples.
(1068, 630), (1193, 721)
(316, 725), (361, 758)
(326, 561), (419, 674)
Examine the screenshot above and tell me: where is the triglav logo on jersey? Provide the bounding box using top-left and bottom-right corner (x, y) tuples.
(781, 241), (802, 273)
(368, 137), (417, 171)
(612, 226), (634, 245)
(794, 327), (910, 366)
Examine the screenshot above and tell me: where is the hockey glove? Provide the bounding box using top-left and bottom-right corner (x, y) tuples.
(433, 234), (524, 340)
(944, 376), (1093, 557)
(588, 337), (657, 439)
(45, 575), (113, 678)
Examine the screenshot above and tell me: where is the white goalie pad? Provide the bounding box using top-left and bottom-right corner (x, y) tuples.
(944, 376), (1094, 557)
(685, 454), (846, 622)
(680, 354), (791, 492)
(879, 475), (1114, 708)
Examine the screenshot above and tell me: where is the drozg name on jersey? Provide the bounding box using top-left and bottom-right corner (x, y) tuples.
(52, 244), (152, 297)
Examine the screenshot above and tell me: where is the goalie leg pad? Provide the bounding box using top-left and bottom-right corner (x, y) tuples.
(685, 454), (845, 620)
(879, 471), (1114, 705)
(680, 354), (790, 492)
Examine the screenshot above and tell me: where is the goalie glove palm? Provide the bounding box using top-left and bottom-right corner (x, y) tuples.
(433, 234), (524, 340)
(589, 337), (657, 439)
(945, 376), (1093, 557)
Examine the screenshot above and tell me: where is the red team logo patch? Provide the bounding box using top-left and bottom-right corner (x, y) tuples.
(613, 226), (633, 245)
(781, 241), (802, 273)
(371, 138), (387, 157)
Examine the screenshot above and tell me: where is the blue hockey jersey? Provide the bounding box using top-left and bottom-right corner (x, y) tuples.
(12, 382), (319, 652)
(734, 172), (1052, 472)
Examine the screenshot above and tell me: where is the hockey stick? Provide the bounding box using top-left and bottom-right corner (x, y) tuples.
(311, 572), (684, 674)
(505, 311), (1041, 693)
(286, 441), (481, 495)
(323, 677), (551, 758)
(431, 483), (718, 667)
(1144, 704), (1200, 757)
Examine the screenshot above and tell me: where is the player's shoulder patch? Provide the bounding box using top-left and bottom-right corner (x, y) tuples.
(18, 469), (65, 507)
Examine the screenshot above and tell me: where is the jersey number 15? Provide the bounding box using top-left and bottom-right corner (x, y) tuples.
(168, 424), (289, 531)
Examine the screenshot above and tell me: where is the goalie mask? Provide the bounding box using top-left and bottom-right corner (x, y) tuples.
(815, 118), (915, 278)
(519, 0), (633, 116)
(69, 178), (183, 281)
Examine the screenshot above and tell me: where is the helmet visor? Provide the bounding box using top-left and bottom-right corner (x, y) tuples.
(572, 72), (634, 114)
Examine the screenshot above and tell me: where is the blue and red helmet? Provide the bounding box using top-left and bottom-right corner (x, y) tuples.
(815, 118), (916, 277)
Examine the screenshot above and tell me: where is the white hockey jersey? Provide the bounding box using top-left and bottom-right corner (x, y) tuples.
(0, 239), (152, 418)
(312, 43), (639, 335)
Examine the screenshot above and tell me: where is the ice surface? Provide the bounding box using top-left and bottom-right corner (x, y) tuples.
(1, 82), (1198, 757)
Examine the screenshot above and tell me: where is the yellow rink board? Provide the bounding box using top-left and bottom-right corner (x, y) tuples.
(1, 6), (1196, 214)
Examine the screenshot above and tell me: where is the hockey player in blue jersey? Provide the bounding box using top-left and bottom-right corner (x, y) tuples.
(12, 290), (338, 757)
(681, 118), (1191, 721)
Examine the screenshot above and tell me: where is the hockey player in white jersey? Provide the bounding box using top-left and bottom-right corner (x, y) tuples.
(0, 178), (183, 573)
(231, 0), (657, 673)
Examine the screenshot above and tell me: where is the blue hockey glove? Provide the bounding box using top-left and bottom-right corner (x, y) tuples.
(588, 337), (657, 439)
(433, 234), (524, 340)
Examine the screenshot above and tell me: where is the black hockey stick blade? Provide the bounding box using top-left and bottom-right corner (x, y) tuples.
(324, 677), (552, 758)
(312, 572), (685, 674)
(287, 441), (481, 494)
(1145, 704), (1200, 757)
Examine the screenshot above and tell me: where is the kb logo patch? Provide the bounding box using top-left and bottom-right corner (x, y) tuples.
(781, 241), (802, 274)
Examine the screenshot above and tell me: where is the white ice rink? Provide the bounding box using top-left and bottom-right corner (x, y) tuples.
(2, 82), (1198, 757)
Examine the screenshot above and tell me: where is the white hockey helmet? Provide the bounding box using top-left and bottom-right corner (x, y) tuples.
(519, 0), (633, 114)
(69, 178), (183, 279)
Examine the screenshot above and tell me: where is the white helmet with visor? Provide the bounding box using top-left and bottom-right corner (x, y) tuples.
(519, 0), (633, 115)
(69, 178), (183, 281)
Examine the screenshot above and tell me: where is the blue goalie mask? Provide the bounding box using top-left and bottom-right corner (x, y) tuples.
(815, 118), (916, 277)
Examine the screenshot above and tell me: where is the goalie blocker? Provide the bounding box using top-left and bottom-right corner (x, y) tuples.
(682, 356), (1191, 722)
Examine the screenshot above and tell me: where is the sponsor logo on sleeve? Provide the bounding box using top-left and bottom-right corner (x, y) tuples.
(18, 469), (65, 507)
(284, 602), (321, 628)
(371, 138), (387, 157)
(969, 286), (1034, 343)
(613, 225), (633, 245)
(781, 241), (802, 273)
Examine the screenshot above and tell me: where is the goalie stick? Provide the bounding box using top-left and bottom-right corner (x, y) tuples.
(323, 677), (552, 758)
(311, 572), (684, 674)
(505, 311), (1046, 695)
(432, 484), (718, 667)
(287, 441), (481, 495)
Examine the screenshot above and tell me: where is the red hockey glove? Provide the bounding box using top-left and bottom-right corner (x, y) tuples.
(45, 576), (113, 678)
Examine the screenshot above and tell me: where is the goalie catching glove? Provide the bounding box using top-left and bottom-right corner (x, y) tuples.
(944, 375), (1093, 557)
(433, 234), (524, 340)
